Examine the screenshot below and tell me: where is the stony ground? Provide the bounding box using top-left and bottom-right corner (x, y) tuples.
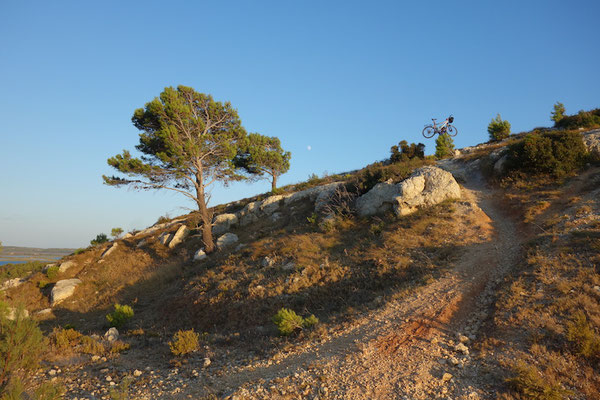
(32, 167), (527, 400)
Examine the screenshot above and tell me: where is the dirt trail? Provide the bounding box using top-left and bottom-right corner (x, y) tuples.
(174, 171), (525, 399)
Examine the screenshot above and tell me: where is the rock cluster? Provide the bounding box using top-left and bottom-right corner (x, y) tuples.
(51, 279), (82, 306)
(355, 166), (461, 217)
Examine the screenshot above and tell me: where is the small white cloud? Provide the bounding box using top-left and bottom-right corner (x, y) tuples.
(307, 145), (312, 151)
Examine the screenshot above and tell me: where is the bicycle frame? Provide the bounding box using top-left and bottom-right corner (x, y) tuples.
(431, 118), (450, 133)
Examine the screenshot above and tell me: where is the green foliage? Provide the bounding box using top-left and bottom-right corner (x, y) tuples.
(390, 141), (425, 163)
(434, 133), (455, 159)
(111, 227), (124, 239)
(507, 361), (571, 400)
(555, 108), (600, 130)
(103, 86), (250, 253)
(73, 248), (86, 255)
(488, 114), (511, 141)
(0, 304), (46, 393)
(306, 213), (318, 225)
(0, 261), (46, 283)
(551, 102), (565, 124)
(45, 266), (60, 280)
(506, 131), (587, 176)
(106, 304), (134, 329)
(90, 233), (109, 246)
(109, 376), (132, 400)
(234, 133), (291, 191)
(272, 308), (319, 336)
(50, 327), (82, 352)
(80, 336), (105, 355)
(566, 311), (600, 358)
(169, 329), (199, 356)
(351, 159), (431, 195)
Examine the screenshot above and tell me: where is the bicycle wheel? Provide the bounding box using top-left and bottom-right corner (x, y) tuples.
(422, 125), (436, 138)
(446, 125), (458, 137)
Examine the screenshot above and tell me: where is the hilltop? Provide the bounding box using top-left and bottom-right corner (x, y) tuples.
(1, 125), (599, 399)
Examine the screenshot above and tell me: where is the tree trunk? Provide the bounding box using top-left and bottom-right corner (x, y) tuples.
(195, 175), (214, 253)
(271, 173), (277, 192)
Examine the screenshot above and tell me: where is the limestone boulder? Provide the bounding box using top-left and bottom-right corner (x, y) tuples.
(101, 243), (118, 259)
(355, 180), (401, 217)
(238, 201), (262, 227)
(193, 249), (207, 261)
(51, 279), (82, 306)
(58, 260), (77, 273)
(393, 166), (461, 216)
(168, 225), (190, 249)
(1, 278), (25, 291)
(212, 213), (238, 235)
(314, 182), (345, 213)
(216, 233), (239, 250)
(583, 129), (600, 157)
(260, 195), (288, 215)
(159, 232), (173, 246)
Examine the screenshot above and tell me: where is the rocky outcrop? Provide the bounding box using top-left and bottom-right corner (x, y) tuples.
(193, 249), (207, 261)
(356, 166), (461, 217)
(159, 232), (174, 246)
(260, 195), (288, 215)
(216, 233), (239, 249)
(51, 279), (82, 306)
(213, 214), (238, 235)
(168, 225), (189, 249)
(238, 201), (261, 227)
(583, 129), (600, 156)
(1, 278), (25, 291)
(101, 243), (118, 259)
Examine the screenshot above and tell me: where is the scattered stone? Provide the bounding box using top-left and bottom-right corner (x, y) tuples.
(193, 249), (207, 261)
(50, 279), (82, 306)
(106, 375), (112, 382)
(58, 260), (77, 273)
(168, 225), (190, 249)
(282, 262), (296, 272)
(216, 233), (239, 249)
(261, 256), (275, 268)
(48, 369), (57, 376)
(449, 356), (459, 366)
(582, 129), (600, 157)
(442, 372), (453, 382)
(136, 239), (147, 248)
(35, 308), (52, 316)
(457, 334), (470, 344)
(203, 357), (211, 367)
(593, 285), (600, 293)
(133, 370), (142, 377)
(104, 327), (119, 343)
(454, 342), (469, 355)
(238, 201), (261, 227)
(91, 355), (101, 362)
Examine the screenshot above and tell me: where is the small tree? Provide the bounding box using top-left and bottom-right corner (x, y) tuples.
(234, 133), (291, 192)
(390, 141), (425, 162)
(103, 86), (248, 253)
(110, 227), (124, 239)
(435, 133), (455, 159)
(551, 102), (566, 124)
(488, 114), (511, 141)
(90, 233), (109, 246)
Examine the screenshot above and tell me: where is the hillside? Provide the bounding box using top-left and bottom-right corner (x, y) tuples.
(1, 128), (599, 399)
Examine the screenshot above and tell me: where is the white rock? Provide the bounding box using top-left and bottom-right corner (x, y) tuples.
(454, 342), (469, 355)
(104, 327), (119, 342)
(168, 225), (190, 249)
(58, 260), (77, 273)
(159, 232), (174, 246)
(133, 369), (143, 377)
(203, 357), (211, 367)
(1, 278), (25, 291)
(216, 233), (239, 250)
(493, 154), (508, 175)
(48, 369), (57, 376)
(261, 256), (275, 268)
(237, 201), (262, 227)
(212, 213), (238, 235)
(101, 243), (118, 259)
(355, 179), (400, 217)
(314, 182), (345, 213)
(122, 232), (133, 239)
(260, 195), (287, 215)
(6, 307), (29, 320)
(442, 372), (453, 382)
(136, 239), (147, 248)
(106, 375), (112, 382)
(193, 249), (207, 261)
(582, 129), (600, 157)
(91, 355), (101, 362)
(50, 279), (82, 306)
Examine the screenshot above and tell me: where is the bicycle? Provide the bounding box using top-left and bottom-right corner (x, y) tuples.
(422, 115), (457, 138)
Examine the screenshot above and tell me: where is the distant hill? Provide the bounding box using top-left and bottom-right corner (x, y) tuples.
(0, 246), (74, 262)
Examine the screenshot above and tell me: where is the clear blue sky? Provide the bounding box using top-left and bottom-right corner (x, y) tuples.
(1, 0), (598, 248)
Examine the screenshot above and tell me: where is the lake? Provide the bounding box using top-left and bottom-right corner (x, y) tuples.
(0, 260), (29, 266)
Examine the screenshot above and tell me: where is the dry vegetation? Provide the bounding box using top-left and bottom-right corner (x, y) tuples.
(489, 166), (600, 399)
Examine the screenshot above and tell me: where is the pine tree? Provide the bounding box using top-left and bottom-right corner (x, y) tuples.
(551, 102), (566, 124)
(435, 133), (455, 159)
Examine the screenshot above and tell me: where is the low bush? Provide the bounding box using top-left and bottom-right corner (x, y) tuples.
(507, 361), (571, 400)
(390, 141), (425, 163)
(45, 265), (60, 280)
(169, 329), (199, 356)
(0, 304), (46, 394)
(90, 233), (109, 246)
(80, 336), (105, 355)
(566, 311), (600, 359)
(50, 327), (82, 352)
(506, 130), (588, 176)
(0, 261), (46, 283)
(106, 304), (134, 329)
(272, 308), (319, 336)
(109, 340), (130, 354)
(555, 108), (600, 130)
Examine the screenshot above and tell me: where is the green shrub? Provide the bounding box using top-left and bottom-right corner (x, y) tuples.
(45, 266), (60, 280)
(506, 130), (587, 176)
(111, 227), (124, 239)
(90, 233), (109, 246)
(109, 340), (130, 354)
(488, 114), (511, 141)
(435, 133), (455, 159)
(507, 361), (571, 400)
(106, 304), (134, 329)
(73, 248), (87, 255)
(0, 261), (47, 283)
(273, 308), (319, 336)
(50, 327), (82, 352)
(566, 311), (600, 358)
(0, 304), (46, 393)
(555, 108), (600, 130)
(80, 336), (105, 355)
(169, 329), (199, 356)
(351, 159), (430, 195)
